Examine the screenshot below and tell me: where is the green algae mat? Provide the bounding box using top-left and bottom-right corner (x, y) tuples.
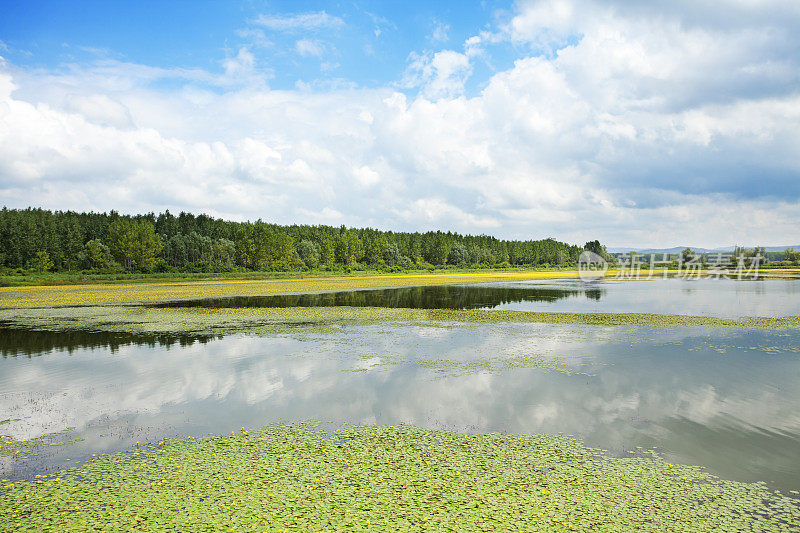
(2, 424), (798, 532)
(2, 305), (799, 338)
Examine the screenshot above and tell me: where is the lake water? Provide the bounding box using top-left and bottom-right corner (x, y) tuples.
(2, 278), (800, 496)
(152, 277), (800, 318)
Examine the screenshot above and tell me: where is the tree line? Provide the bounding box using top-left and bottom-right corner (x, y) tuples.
(0, 207), (595, 273)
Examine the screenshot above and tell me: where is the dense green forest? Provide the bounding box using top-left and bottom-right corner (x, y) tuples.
(0, 207), (595, 274)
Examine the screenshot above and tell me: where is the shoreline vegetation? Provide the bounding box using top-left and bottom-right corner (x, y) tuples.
(2, 268), (800, 306)
(2, 264), (800, 288)
(1, 265), (581, 288)
(2, 271), (799, 337)
(2, 424), (798, 532)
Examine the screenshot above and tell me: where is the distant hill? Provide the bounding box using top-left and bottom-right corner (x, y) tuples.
(608, 245), (800, 255)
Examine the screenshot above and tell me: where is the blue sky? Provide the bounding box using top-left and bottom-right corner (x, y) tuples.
(0, 1), (517, 93)
(1, 0), (799, 247)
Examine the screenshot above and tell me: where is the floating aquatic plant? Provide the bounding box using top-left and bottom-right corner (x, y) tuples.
(0, 426), (82, 462)
(1, 423), (798, 532)
(1, 305), (798, 339)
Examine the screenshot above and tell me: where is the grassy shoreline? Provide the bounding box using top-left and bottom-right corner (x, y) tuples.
(2, 423), (798, 532)
(0, 266), (581, 288)
(2, 266), (799, 289)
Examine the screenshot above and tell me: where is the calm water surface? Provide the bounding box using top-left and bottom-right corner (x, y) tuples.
(153, 277), (800, 318)
(2, 278), (800, 496)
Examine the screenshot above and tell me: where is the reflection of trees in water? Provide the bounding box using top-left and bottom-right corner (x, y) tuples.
(3, 286), (608, 356)
(0, 326), (216, 358)
(154, 285), (606, 310)
(585, 288), (602, 301)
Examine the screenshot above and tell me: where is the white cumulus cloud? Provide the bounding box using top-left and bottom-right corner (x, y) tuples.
(1, 0), (799, 247)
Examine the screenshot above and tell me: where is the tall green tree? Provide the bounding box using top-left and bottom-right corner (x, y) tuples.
(268, 233), (296, 269)
(297, 240), (320, 268)
(108, 219), (162, 269)
(364, 234), (389, 264)
(319, 236), (336, 265)
(335, 230), (364, 265)
(448, 243), (469, 265)
(31, 250), (53, 272)
(234, 224), (256, 269)
(79, 239), (116, 269)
